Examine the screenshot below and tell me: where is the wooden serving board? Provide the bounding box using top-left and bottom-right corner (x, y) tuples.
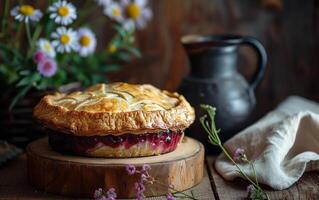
(26, 137), (204, 198)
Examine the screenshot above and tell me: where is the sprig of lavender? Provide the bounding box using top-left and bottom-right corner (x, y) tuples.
(200, 104), (270, 200)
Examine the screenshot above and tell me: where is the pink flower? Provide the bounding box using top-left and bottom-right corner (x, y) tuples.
(166, 193), (176, 200)
(141, 164), (151, 172)
(233, 148), (245, 161)
(126, 164), (136, 175)
(106, 188), (117, 198)
(37, 58), (57, 77)
(33, 51), (46, 63)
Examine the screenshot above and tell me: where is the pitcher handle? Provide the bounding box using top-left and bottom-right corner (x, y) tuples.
(240, 36), (267, 90)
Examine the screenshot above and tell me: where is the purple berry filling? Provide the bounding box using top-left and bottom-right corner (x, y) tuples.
(48, 130), (183, 156)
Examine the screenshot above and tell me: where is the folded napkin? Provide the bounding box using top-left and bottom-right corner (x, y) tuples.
(215, 96), (319, 190)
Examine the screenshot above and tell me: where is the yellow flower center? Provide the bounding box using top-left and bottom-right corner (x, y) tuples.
(107, 44), (117, 53)
(58, 6), (69, 17)
(126, 3), (141, 20)
(44, 43), (52, 51)
(20, 5), (34, 16)
(60, 34), (70, 44)
(80, 35), (91, 47)
(112, 7), (121, 17)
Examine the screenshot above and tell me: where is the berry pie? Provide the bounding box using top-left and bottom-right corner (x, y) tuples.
(33, 82), (195, 157)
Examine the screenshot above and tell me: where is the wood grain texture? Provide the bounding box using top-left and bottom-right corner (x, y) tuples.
(206, 156), (319, 200)
(0, 155), (215, 200)
(26, 137), (205, 198)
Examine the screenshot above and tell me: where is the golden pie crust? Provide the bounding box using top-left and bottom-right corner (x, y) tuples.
(33, 82), (195, 136)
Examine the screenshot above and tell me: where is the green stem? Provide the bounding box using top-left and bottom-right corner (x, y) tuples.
(219, 145), (269, 199)
(153, 180), (198, 200)
(250, 161), (259, 187)
(25, 22), (32, 47)
(9, 84), (32, 111)
(219, 145), (259, 189)
(14, 23), (23, 48)
(26, 25), (43, 59)
(1, 0), (9, 32)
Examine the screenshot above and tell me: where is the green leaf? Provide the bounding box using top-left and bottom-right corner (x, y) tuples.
(0, 43), (24, 62)
(16, 73), (41, 87)
(91, 74), (106, 84)
(100, 64), (121, 73)
(113, 24), (127, 38)
(43, 19), (55, 38)
(0, 64), (19, 84)
(115, 52), (131, 61)
(9, 84), (32, 111)
(125, 47), (141, 57)
(86, 55), (99, 69)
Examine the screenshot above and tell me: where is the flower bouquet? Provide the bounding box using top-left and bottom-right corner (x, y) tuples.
(0, 0), (152, 110)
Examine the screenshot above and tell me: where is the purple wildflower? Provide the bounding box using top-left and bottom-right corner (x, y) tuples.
(136, 193), (144, 200)
(126, 164), (136, 175)
(33, 51), (46, 63)
(166, 193), (176, 200)
(135, 181), (145, 195)
(106, 188), (117, 199)
(141, 164), (151, 172)
(37, 58), (57, 77)
(141, 173), (148, 182)
(94, 188), (103, 199)
(233, 148), (245, 161)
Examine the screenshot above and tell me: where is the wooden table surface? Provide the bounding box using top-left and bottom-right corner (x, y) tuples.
(1, 155), (319, 200)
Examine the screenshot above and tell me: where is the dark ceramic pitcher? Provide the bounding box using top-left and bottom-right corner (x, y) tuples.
(179, 34), (267, 153)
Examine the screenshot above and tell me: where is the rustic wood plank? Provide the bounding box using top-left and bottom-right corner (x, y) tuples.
(207, 156), (319, 200)
(0, 155), (215, 200)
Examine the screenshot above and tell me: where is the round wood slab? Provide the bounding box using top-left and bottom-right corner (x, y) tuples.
(27, 137), (204, 198)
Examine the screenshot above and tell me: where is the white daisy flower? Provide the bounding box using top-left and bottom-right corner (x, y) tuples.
(48, 0), (77, 25)
(121, 0), (152, 29)
(103, 2), (124, 23)
(95, 0), (112, 7)
(77, 28), (97, 57)
(51, 27), (78, 53)
(37, 39), (56, 58)
(10, 5), (43, 23)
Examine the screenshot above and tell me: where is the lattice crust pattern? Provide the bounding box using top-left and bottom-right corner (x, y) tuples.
(50, 83), (179, 112)
(33, 82), (195, 136)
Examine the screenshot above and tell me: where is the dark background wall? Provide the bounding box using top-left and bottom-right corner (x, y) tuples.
(1, 0), (318, 146)
(1, 0), (319, 118)
(112, 0), (319, 118)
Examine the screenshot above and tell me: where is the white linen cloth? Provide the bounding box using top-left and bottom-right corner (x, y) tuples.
(215, 96), (319, 190)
